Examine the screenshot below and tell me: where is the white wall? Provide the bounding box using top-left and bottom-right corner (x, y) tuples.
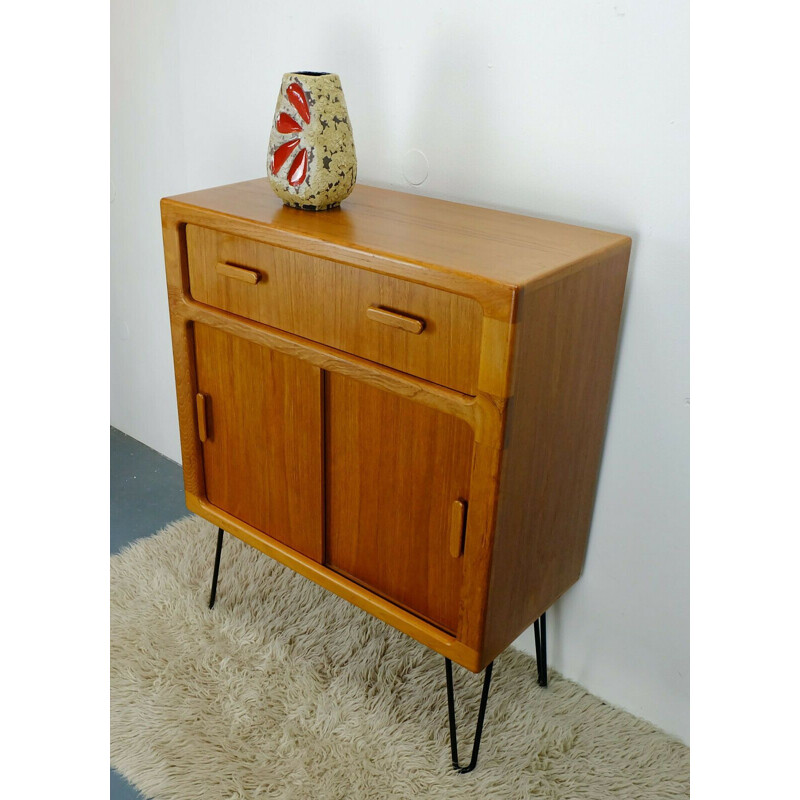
(111, 0), (688, 742)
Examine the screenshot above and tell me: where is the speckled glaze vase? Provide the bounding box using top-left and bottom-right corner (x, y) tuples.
(267, 71), (356, 211)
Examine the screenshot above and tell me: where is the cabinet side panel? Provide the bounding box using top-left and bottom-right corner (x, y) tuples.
(481, 244), (630, 664)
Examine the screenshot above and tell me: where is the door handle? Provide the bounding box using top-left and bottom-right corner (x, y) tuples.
(450, 499), (467, 558)
(216, 261), (261, 284)
(196, 392), (209, 442)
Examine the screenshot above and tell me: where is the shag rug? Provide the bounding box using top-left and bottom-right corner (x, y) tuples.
(111, 516), (689, 799)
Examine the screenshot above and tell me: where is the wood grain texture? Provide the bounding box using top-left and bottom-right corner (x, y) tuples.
(172, 294), (497, 443)
(164, 180), (628, 320)
(480, 244), (631, 665)
(193, 323), (324, 562)
(325, 373), (475, 633)
(186, 223), (482, 394)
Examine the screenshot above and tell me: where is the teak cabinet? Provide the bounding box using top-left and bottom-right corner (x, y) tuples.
(161, 179), (630, 673)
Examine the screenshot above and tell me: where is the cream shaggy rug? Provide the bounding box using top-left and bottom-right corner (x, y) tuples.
(111, 516), (688, 799)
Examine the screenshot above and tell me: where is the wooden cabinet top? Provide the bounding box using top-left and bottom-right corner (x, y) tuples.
(162, 179), (630, 319)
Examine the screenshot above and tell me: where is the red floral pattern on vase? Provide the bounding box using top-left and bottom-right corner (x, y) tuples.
(271, 138), (300, 173)
(286, 82), (310, 123)
(272, 82), (311, 187)
(287, 148), (308, 186)
(276, 112), (302, 134)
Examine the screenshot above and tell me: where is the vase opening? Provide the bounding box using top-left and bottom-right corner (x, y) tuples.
(292, 71), (330, 77)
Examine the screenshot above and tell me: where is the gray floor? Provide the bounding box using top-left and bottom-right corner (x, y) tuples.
(111, 427), (188, 800)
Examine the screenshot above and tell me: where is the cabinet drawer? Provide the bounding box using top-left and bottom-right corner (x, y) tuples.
(186, 224), (482, 394)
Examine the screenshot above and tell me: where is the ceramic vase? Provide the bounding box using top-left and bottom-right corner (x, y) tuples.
(267, 72), (357, 211)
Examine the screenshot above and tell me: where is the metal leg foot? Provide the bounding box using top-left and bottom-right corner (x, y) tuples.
(533, 612), (548, 687)
(445, 658), (494, 774)
(209, 527), (224, 609)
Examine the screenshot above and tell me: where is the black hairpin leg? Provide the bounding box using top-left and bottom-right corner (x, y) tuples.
(208, 527), (224, 609)
(445, 658), (494, 774)
(533, 612), (548, 687)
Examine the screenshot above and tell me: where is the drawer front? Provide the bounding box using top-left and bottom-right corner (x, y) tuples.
(186, 224), (482, 394)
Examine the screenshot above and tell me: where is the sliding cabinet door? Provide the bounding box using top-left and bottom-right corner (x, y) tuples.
(194, 323), (324, 561)
(325, 373), (474, 633)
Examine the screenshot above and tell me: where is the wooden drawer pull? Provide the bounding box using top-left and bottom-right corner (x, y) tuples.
(366, 306), (425, 334)
(196, 393), (208, 442)
(450, 499), (467, 558)
(216, 261), (261, 284)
